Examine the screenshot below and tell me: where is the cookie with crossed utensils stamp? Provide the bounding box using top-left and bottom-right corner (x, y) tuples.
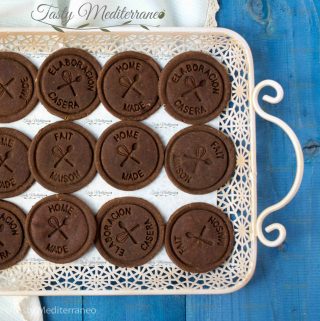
(0, 52), (37, 123)
(26, 194), (96, 263)
(0, 129), (34, 198)
(165, 125), (236, 194)
(165, 203), (234, 273)
(96, 197), (165, 267)
(0, 201), (28, 269)
(36, 48), (101, 120)
(95, 121), (164, 190)
(159, 51), (231, 124)
(29, 121), (96, 193)
(98, 51), (161, 120)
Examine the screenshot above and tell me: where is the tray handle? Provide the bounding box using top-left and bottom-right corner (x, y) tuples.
(253, 80), (304, 247)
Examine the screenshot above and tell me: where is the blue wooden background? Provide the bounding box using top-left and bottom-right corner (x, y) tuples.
(41, 1), (320, 320)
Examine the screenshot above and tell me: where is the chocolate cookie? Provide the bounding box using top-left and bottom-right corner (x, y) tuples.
(0, 52), (38, 123)
(26, 194), (96, 263)
(96, 197), (165, 267)
(0, 128), (34, 198)
(165, 203), (234, 273)
(98, 51), (161, 120)
(29, 121), (96, 193)
(95, 121), (164, 190)
(159, 51), (231, 124)
(0, 201), (29, 270)
(165, 125), (236, 194)
(36, 48), (101, 120)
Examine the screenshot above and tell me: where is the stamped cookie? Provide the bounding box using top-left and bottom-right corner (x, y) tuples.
(0, 128), (34, 198)
(165, 125), (236, 194)
(95, 121), (164, 190)
(159, 51), (231, 124)
(29, 121), (96, 193)
(165, 203), (234, 273)
(36, 48), (101, 120)
(96, 197), (165, 267)
(98, 51), (161, 120)
(0, 201), (29, 270)
(0, 52), (38, 123)
(26, 194), (96, 263)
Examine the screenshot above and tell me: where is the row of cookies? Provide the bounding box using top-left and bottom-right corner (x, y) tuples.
(0, 49), (230, 124)
(0, 195), (234, 273)
(0, 121), (235, 197)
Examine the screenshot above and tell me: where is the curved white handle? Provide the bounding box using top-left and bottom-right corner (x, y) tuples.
(253, 80), (304, 247)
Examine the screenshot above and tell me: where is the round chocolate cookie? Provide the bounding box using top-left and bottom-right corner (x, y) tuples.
(36, 48), (101, 120)
(95, 121), (164, 190)
(98, 51), (161, 120)
(165, 203), (234, 273)
(165, 125), (236, 194)
(0, 52), (38, 123)
(159, 51), (231, 124)
(0, 201), (29, 270)
(29, 121), (96, 193)
(0, 128), (34, 198)
(96, 197), (165, 267)
(26, 194), (96, 263)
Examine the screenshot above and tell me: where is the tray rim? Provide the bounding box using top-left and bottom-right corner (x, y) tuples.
(0, 27), (258, 295)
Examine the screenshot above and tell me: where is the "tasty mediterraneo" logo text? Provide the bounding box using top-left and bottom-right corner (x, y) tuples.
(31, 2), (166, 32)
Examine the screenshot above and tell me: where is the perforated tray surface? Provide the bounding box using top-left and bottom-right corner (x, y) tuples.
(0, 28), (256, 295)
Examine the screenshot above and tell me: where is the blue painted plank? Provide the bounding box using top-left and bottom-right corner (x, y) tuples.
(187, 1), (320, 321)
(82, 296), (185, 321)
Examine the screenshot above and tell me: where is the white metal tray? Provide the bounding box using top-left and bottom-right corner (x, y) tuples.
(0, 27), (303, 295)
